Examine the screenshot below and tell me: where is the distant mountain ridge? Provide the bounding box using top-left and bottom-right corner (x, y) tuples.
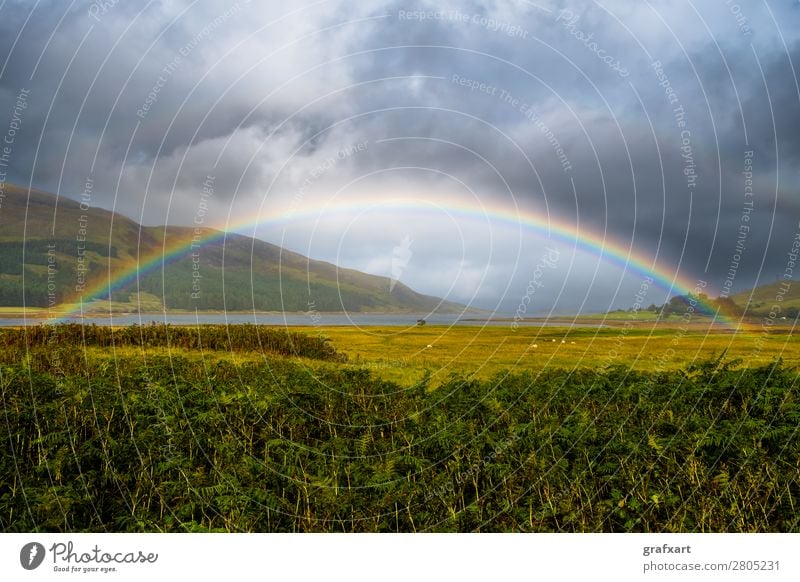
(0, 184), (467, 314)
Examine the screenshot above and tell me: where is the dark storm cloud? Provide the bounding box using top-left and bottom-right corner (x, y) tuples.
(0, 0), (798, 310)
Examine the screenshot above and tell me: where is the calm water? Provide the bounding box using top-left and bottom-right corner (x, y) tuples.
(0, 312), (607, 328)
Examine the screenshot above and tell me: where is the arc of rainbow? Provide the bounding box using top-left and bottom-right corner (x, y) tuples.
(56, 199), (732, 325)
(55, 227), (231, 321)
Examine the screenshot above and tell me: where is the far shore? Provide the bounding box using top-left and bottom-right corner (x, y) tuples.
(0, 308), (481, 319)
(0, 309), (792, 333)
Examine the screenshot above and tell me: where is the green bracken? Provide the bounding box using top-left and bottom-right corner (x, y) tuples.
(0, 325), (798, 532)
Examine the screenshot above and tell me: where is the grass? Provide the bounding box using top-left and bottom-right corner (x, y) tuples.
(587, 310), (663, 321)
(0, 306), (51, 314)
(5, 318), (797, 386)
(310, 323), (799, 384)
(4, 330), (799, 532)
(3, 322), (799, 532)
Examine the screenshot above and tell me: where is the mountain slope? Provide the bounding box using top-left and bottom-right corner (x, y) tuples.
(731, 280), (800, 317)
(0, 184), (466, 313)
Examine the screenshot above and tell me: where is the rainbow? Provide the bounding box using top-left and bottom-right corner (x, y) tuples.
(57, 197), (732, 325)
(62, 226), (231, 313)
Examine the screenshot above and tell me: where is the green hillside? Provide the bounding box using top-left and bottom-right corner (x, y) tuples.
(731, 280), (800, 318)
(0, 184), (465, 313)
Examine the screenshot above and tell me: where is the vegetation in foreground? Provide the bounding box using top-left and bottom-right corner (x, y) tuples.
(1, 325), (799, 532)
(0, 323), (346, 362)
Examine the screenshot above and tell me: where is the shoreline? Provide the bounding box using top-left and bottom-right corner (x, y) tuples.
(0, 311), (789, 332)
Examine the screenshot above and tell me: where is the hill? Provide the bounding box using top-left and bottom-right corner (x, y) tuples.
(0, 184), (466, 314)
(731, 280), (800, 318)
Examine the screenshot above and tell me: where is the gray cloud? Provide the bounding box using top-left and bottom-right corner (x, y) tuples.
(1, 0), (798, 312)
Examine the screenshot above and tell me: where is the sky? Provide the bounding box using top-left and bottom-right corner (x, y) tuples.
(0, 0), (798, 314)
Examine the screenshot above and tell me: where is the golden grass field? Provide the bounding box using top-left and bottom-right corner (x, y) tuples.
(76, 319), (797, 386)
(317, 322), (798, 384)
